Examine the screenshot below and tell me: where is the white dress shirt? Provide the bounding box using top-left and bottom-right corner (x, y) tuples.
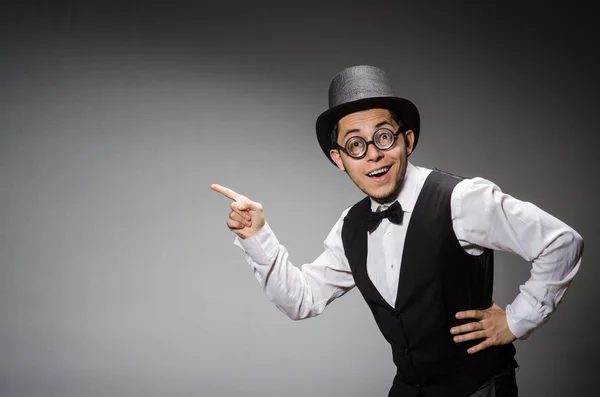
(234, 162), (584, 339)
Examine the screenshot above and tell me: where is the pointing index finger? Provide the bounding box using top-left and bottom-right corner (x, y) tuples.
(210, 184), (242, 202)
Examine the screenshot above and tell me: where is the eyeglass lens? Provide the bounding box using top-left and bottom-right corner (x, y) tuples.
(345, 129), (396, 157)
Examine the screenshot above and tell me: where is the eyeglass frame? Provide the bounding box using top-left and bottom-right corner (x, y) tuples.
(335, 126), (407, 159)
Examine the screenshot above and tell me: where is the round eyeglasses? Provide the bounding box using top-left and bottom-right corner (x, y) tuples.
(336, 127), (405, 159)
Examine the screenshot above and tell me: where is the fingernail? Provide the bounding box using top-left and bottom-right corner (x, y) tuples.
(454, 336), (460, 342)
(450, 328), (456, 334)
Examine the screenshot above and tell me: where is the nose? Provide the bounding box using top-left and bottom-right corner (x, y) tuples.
(365, 141), (383, 161)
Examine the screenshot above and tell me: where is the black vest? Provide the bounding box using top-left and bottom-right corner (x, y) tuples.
(341, 170), (517, 397)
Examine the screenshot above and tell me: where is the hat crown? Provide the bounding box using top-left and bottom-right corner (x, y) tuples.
(328, 65), (395, 108)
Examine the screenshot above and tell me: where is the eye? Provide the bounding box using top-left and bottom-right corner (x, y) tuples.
(375, 129), (394, 147)
(346, 137), (366, 156)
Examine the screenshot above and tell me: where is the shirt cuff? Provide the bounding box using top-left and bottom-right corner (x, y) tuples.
(505, 293), (548, 340)
(233, 222), (281, 266)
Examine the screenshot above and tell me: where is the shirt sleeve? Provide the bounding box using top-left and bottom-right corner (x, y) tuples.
(233, 210), (355, 320)
(451, 177), (584, 339)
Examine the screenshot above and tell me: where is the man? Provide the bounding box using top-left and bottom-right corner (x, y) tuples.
(211, 65), (583, 396)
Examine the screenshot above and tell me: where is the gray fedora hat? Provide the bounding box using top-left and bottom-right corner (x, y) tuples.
(315, 65), (420, 166)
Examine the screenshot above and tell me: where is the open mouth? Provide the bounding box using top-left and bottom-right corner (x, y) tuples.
(367, 166), (390, 178)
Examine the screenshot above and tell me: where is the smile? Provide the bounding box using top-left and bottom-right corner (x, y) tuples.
(368, 167), (390, 177)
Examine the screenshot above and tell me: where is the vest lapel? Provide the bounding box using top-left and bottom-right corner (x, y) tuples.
(343, 197), (394, 310)
(392, 171), (435, 312)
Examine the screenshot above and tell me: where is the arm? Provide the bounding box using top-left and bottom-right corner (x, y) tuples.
(211, 184), (355, 320)
(234, 218), (354, 320)
(449, 177), (584, 350)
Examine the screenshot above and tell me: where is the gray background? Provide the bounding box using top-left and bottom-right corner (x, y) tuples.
(1, 2), (598, 396)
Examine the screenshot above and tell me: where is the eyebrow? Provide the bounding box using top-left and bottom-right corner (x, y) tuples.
(343, 120), (392, 139)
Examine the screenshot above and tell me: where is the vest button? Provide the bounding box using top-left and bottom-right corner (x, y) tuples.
(404, 348), (410, 355)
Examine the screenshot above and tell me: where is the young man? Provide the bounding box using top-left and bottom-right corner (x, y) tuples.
(211, 65), (583, 396)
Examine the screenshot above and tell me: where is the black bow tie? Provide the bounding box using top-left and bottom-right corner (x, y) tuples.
(365, 201), (404, 232)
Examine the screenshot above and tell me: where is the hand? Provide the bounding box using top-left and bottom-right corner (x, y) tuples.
(210, 184), (265, 239)
(450, 302), (516, 354)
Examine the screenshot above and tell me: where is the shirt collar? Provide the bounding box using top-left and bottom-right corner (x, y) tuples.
(369, 161), (423, 213)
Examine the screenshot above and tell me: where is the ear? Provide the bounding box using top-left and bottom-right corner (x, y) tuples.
(329, 149), (346, 171)
(404, 130), (415, 156)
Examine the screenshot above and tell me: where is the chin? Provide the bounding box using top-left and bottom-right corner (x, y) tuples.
(369, 190), (395, 203)
(349, 167), (404, 202)
(364, 184), (399, 203)
(373, 177), (404, 201)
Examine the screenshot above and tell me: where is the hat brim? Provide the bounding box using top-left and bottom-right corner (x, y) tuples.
(315, 96), (420, 166)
